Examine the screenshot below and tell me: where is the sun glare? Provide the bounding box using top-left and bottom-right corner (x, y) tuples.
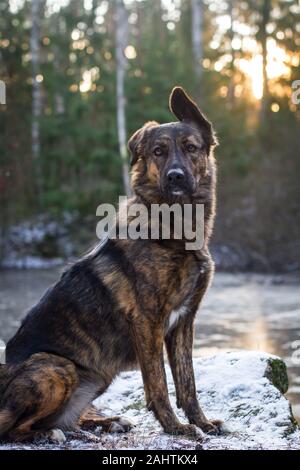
(266, 38), (290, 80)
(238, 38), (291, 100)
(239, 55), (263, 100)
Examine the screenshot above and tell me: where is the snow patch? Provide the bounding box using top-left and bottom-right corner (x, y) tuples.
(0, 351), (299, 450)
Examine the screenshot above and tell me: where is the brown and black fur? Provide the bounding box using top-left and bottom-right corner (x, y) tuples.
(0, 87), (221, 442)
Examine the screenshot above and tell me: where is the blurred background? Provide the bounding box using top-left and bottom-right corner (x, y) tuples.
(0, 0), (300, 270)
(0, 0), (300, 421)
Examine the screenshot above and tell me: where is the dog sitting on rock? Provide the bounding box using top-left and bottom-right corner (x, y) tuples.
(0, 87), (221, 443)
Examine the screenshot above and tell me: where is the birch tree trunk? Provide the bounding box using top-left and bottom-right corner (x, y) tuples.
(227, 0), (236, 109)
(53, 15), (65, 115)
(191, 0), (203, 96)
(30, 0), (44, 202)
(260, 0), (271, 118)
(115, 0), (131, 197)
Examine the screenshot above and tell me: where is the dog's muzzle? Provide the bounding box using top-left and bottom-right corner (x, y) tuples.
(164, 168), (190, 196)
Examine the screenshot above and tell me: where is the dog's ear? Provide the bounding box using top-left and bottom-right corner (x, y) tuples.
(128, 128), (143, 167)
(128, 121), (158, 166)
(169, 87), (217, 152)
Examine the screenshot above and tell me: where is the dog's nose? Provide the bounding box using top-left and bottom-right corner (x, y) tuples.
(167, 168), (185, 185)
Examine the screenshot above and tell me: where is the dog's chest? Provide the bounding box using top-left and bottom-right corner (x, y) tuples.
(168, 303), (189, 331)
(165, 256), (205, 333)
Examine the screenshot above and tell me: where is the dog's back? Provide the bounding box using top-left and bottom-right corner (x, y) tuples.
(6, 256), (136, 371)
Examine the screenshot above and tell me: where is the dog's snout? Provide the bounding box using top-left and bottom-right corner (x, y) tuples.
(167, 168), (185, 185)
(164, 167), (192, 196)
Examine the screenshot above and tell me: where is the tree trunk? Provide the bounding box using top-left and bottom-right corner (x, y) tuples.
(260, 0), (271, 117)
(53, 16), (65, 115)
(227, 0), (236, 109)
(30, 0), (44, 203)
(115, 0), (131, 197)
(191, 0), (203, 97)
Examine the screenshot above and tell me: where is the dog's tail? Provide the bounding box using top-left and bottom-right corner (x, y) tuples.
(0, 365), (18, 437)
(0, 409), (17, 437)
(0, 364), (11, 394)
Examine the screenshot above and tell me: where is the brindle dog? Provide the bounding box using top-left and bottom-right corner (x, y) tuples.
(0, 87), (221, 443)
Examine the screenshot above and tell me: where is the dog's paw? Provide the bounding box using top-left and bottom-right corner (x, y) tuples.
(108, 417), (135, 433)
(200, 419), (223, 435)
(48, 428), (67, 444)
(118, 417), (135, 432)
(166, 423), (204, 440)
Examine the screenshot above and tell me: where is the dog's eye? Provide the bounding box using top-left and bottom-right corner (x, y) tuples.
(153, 147), (163, 156)
(187, 144), (197, 153)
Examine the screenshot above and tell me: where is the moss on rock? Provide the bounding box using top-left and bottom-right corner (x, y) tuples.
(264, 357), (289, 394)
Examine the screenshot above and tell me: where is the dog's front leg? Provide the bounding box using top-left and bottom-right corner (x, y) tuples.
(129, 318), (199, 437)
(165, 315), (222, 434)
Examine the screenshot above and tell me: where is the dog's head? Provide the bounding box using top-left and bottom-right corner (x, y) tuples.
(128, 87), (217, 203)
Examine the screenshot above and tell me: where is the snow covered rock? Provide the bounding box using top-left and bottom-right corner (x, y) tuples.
(92, 351), (299, 450)
(0, 351), (299, 450)
(0, 213), (76, 268)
